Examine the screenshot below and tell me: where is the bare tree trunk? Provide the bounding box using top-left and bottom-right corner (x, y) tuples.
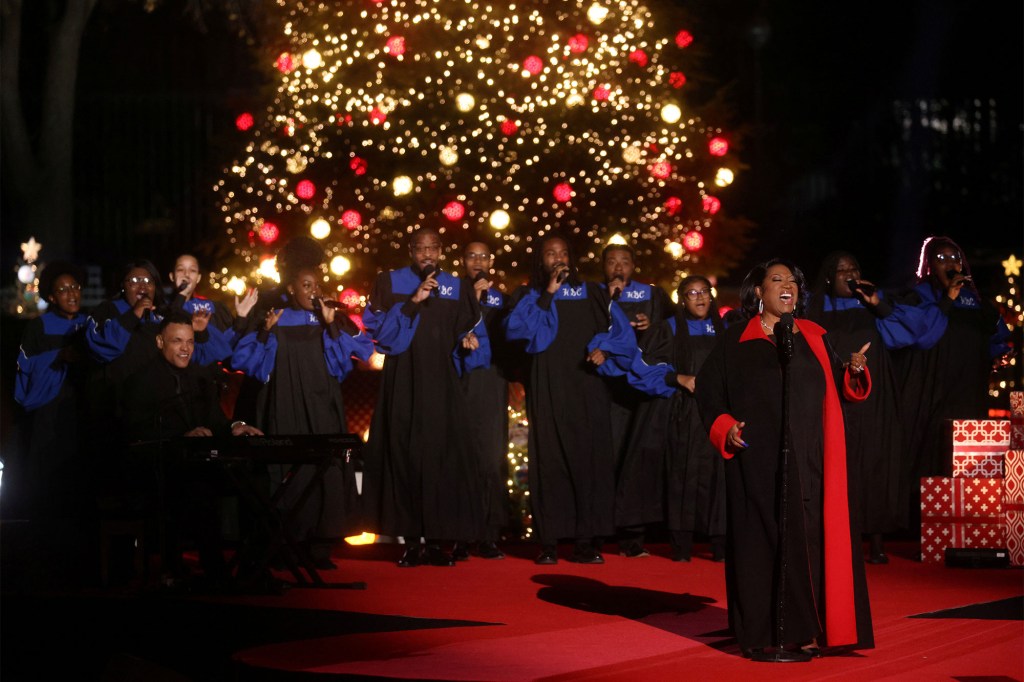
(1, 0), (97, 260)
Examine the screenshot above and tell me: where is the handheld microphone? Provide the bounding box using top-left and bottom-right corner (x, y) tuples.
(422, 264), (440, 296)
(313, 297), (343, 310)
(555, 266), (569, 284)
(609, 278), (627, 301)
(774, 313), (795, 364)
(845, 279), (876, 299)
(946, 268), (972, 284)
(472, 270), (488, 300)
(176, 280), (190, 293)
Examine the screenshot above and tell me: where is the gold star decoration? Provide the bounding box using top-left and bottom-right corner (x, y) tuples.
(1003, 254), (1021, 278)
(20, 237), (42, 263)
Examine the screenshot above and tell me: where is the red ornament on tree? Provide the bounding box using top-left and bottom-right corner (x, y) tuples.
(500, 119), (519, 136)
(683, 231), (704, 251)
(235, 112), (254, 131)
(650, 161), (672, 179)
(370, 107), (387, 124)
(593, 85), (610, 101)
(675, 30), (694, 48)
(664, 196), (682, 215)
(668, 71), (687, 88)
(340, 288), (362, 308)
(553, 183), (574, 202)
(258, 222), (280, 244)
(295, 180), (316, 200)
(350, 157), (367, 176)
(628, 50), (648, 67)
(385, 36), (406, 56)
(275, 53), (296, 73)
(442, 201), (466, 221)
(702, 195), (721, 214)
(523, 56), (543, 75)
(568, 34), (589, 53)
(341, 210), (362, 230)
(708, 137), (729, 156)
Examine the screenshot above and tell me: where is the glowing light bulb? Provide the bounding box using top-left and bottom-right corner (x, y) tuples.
(226, 276), (247, 296)
(258, 257), (280, 282)
(666, 242), (684, 258)
(439, 146), (459, 166)
(661, 103), (682, 123)
(393, 175), (413, 196)
(330, 255), (351, 276)
(715, 168), (735, 187)
(301, 48), (322, 69)
(310, 218), (331, 239)
(607, 233), (628, 246)
(587, 4), (609, 24)
(490, 210), (510, 229)
(622, 145), (642, 164)
(456, 93), (475, 112)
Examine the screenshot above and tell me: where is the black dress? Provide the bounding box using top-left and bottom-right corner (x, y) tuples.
(696, 317), (874, 652)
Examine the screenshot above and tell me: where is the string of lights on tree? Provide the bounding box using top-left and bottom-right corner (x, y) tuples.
(992, 253), (1022, 404)
(212, 0), (752, 299)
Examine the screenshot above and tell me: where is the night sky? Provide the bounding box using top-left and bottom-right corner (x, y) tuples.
(2, 0), (1021, 293)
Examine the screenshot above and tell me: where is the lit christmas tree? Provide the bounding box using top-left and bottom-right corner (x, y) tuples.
(211, 0), (752, 295)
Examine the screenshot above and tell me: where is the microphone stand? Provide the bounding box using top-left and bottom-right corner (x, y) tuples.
(750, 314), (810, 663)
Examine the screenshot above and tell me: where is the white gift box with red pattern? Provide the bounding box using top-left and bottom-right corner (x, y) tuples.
(947, 419), (1011, 477)
(1002, 449), (1024, 566)
(920, 476), (1005, 563)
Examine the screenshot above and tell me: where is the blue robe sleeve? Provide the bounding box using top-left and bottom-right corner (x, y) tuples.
(504, 289), (559, 354)
(87, 303), (139, 363)
(906, 296), (949, 351)
(323, 330), (375, 381)
(587, 301), (639, 377)
(14, 333), (64, 411)
(191, 326), (235, 366)
(627, 352), (677, 398)
(454, 316), (492, 376)
(230, 330), (279, 383)
(872, 297), (932, 351)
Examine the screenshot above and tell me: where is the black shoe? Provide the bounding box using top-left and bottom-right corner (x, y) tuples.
(398, 544), (423, 568)
(477, 541), (505, 560)
(535, 546), (558, 565)
(570, 544), (605, 564)
(671, 546), (692, 562)
(867, 552), (889, 564)
(423, 544), (455, 567)
(619, 542), (650, 558)
(451, 542), (471, 561)
(800, 646), (822, 658)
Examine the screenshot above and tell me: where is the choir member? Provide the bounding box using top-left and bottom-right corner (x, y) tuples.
(504, 234), (627, 565)
(361, 228), (488, 567)
(231, 236), (374, 568)
(624, 275), (727, 562)
(696, 259), (874, 659)
(452, 240), (512, 560)
(808, 251), (926, 563)
(892, 237), (1013, 482)
(11, 261), (89, 520)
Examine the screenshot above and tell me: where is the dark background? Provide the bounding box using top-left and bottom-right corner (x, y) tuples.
(2, 0), (1021, 292)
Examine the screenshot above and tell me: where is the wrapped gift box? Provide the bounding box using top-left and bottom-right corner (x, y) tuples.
(1003, 449), (1024, 566)
(1010, 392), (1024, 450)
(920, 476), (1005, 563)
(945, 419), (1011, 477)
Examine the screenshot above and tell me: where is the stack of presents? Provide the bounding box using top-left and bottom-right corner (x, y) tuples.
(920, 391), (1024, 565)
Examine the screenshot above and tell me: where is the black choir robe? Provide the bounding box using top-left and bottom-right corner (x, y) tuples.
(624, 312), (726, 539)
(696, 317), (874, 651)
(504, 281), (618, 545)
(462, 280), (514, 541)
(361, 267), (488, 541)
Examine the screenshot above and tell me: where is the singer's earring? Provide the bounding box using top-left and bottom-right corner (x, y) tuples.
(758, 298), (764, 314)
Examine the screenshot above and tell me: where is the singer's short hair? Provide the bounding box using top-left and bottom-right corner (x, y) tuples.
(601, 243), (635, 262)
(739, 258), (808, 318)
(158, 309), (194, 333)
(39, 260), (85, 299)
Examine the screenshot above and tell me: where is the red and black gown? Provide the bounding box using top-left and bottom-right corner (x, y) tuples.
(696, 317), (874, 652)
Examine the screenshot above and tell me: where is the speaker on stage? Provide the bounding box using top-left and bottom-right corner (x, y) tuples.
(944, 547), (1010, 568)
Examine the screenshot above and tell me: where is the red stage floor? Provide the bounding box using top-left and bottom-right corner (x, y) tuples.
(228, 540), (1023, 681)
